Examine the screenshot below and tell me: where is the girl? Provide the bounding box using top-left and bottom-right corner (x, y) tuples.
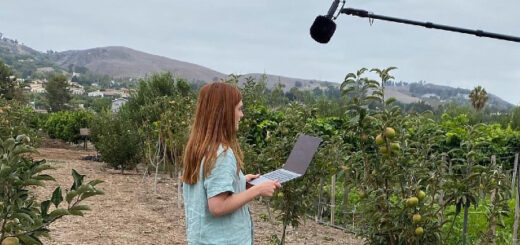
(183, 82), (281, 244)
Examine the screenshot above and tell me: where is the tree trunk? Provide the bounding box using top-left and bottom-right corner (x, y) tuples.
(280, 224), (287, 245)
(316, 178), (324, 222)
(342, 177), (350, 224)
(462, 203), (469, 245)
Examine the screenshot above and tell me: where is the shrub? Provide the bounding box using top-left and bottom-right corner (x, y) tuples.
(0, 135), (104, 244)
(90, 110), (141, 173)
(43, 110), (94, 143)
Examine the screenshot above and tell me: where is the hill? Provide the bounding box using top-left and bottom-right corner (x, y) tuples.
(48, 46), (226, 83)
(384, 82), (513, 110)
(0, 36), (64, 77)
(0, 36), (514, 109)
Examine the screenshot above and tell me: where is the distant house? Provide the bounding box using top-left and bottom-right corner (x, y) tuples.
(421, 93), (440, 99)
(111, 98), (128, 112)
(103, 89), (130, 98)
(71, 88), (85, 95)
(88, 90), (104, 97)
(29, 84), (45, 93)
(102, 89), (121, 98)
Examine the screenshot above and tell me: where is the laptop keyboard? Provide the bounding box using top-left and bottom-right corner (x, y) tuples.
(262, 169), (300, 183)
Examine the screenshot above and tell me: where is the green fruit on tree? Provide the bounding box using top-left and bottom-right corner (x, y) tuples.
(277, 192), (284, 198)
(1, 237), (19, 245)
(413, 214), (422, 223)
(359, 191), (368, 198)
(385, 127), (396, 139)
(375, 134), (384, 145)
(446, 133), (454, 144)
(415, 227), (424, 236)
(282, 128), (289, 135)
(379, 146), (388, 154)
(417, 190), (426, 201)
(406, 197), (419, 207)
(361, 134), (368, 142)
(371, 169), (376, 176)
(390, 142), (400, 151)
(479, 183), (484, 190)
(382, 153), (390, 159)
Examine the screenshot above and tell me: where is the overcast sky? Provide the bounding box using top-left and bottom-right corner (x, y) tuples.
(1, 1), (519, 104)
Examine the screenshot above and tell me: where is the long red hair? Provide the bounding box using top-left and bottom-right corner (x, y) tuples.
(182, 82), (244, 184)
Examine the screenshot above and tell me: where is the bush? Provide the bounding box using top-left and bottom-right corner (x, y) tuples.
(90, 110), (141, 173)
(43, 110), (94, 143)
(0, 99), (44, 147)
(0, 135), (104, 244)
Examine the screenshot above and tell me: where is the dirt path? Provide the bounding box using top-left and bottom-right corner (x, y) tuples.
(31, 148), (363, 245)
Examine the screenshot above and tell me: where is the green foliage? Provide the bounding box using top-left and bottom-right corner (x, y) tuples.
(0, 135), (103, 244)
(43, 110), (94, 143)
(90, 110), (141, 173)
(45, 75), (72, 112)
(235, 71), (520, 244)
(0, 60), (24, 102)
(122, 72), (196, 173)
(90, 97), (112, 113)
(0, 99), (44, 147)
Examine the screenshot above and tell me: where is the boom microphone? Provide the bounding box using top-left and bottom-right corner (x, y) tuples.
(310, 0), (340, 43)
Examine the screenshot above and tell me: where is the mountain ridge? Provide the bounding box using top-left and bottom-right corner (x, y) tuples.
(0, 36), (513, 109)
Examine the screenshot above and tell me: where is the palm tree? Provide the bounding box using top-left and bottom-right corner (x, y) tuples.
(469, 86), (488, 111)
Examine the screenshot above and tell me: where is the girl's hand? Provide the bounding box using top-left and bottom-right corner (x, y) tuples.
(245, 174), (260, 182)
(245, 174), (260, 189)
(252, 180), (281, 197)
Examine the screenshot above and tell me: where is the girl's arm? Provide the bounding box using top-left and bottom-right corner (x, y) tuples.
(208, 180), (280, 216)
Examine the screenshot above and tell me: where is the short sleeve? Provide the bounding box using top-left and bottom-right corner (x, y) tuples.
(204, 150), (237, 199)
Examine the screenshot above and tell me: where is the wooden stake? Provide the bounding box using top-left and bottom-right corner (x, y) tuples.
(331, 174), (336, 225)
(513, 153), (519, 193)
(178, 171), (182, 208)
(513, 153), (520, 245)
(489, 155), (497, 244)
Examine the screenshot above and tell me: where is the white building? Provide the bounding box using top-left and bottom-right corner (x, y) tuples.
(111, 98), (128, 112)
(88, 90), (104, 97)
(29, 84), (45, 93)
(71, 88), (85, 95)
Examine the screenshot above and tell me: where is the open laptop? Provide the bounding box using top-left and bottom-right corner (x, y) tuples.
(248, 134), (322, 185)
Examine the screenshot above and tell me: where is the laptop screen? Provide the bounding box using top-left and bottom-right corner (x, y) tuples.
(283, 134), (322, 174)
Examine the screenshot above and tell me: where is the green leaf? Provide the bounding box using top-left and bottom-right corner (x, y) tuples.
(51, 187), (63, 208)
(87, 179), (104, 186)
(12, 212), (34, 224)
(22, 179), (45, 187)
(69, 210), (84, 216)
(80, 190), (105, 200)
(18, 234), (43, 245)
(32, 164), (54, 174)
(34, 174), (56, 181)
(71, 169), (85, 190)
(41, 200), (51, 216)
(70, 205), (91, 211)
(49, 208), (69, 218)
(66, 190), (78, 204)
(0, 165), (12, 178)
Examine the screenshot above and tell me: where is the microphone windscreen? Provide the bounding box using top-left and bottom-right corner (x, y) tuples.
(310, 15), (336, 44)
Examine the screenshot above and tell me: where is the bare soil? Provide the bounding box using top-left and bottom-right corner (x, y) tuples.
(30, 147), (363, 245)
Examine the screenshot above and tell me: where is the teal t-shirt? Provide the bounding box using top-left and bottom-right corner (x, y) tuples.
(183, 145), (253, 245)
